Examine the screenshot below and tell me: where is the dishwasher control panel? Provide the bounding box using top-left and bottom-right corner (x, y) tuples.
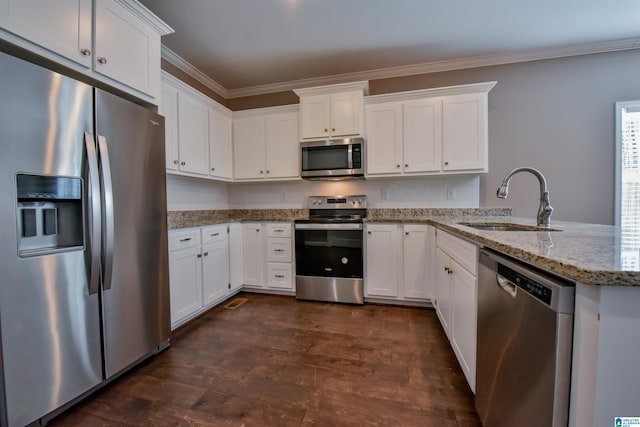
(498, 263), (552, 305)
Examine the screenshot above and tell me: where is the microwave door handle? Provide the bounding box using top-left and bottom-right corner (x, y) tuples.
(347, 144), (353, 169)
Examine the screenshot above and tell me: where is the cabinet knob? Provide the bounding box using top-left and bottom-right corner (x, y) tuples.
(396, 164), (400, 168)
(97, 56), (108, 64)
(211, 167), (215, 171)
(405, 164), (408, 168)
(444, 161), (449, 166)
(405, 231), (409, 235)
(173, 160), (179, 165)
(256, 229), (260, 232)
(80, 48), (91, 56)
(203, 252), (209, 256)
(260, 170), (264, 174)
(266, 170), (270, 174)
(324, 128), (328, 132)
(181, 161), (186, 166)
(197, 253), (202, 258)
(367, 231), (372, 235)
(332, 128), (335, 132)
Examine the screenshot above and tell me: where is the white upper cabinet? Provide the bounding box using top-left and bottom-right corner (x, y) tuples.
(442, 92), (488, 172)
(177, 91), (210, 176)
(0, 0), (172, 103)
(294, 82), (368, 141)
(0, 0), (92, 68)
(365, 82), (495, 177)
(161, 72), (233, 180)
(233, 107), (300, 181)
(209, 107), (233, 180)
(160, 82), (179, 171)
(366, 98), (442, 176)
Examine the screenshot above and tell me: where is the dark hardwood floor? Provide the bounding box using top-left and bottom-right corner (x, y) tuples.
(50, 293), (481, 426)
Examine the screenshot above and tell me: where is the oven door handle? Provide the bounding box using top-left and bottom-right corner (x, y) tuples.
(295, 223), (363, 230)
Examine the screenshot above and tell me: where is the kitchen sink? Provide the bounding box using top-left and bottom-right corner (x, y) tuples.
(458, 222), (562, 232)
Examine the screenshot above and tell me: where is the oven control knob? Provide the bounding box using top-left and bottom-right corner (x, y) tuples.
(341, 257), (349, 264)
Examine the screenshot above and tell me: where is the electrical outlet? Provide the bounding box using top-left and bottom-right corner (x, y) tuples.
(381, 188), (390, 200)
(446, 188), (456, 200)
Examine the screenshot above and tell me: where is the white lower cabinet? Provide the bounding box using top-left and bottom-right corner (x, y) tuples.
(229, 222), (243, 292)
(365, 223), (434, 302)
(168, 224), (238, 330)
(241, 222), (294, 291)
(435, 229), (478, 392)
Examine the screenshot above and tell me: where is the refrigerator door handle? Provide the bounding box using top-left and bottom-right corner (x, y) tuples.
(98, 135), (115, 290)
(85, 133), (101, 295)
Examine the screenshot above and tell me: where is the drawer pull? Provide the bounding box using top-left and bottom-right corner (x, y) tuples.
(211, 232), (220, 237)
(274, 249), (285, 253)
(179, 237), (192, 242)
(274, 274), (285, 278)
(274, 229), (284, 232)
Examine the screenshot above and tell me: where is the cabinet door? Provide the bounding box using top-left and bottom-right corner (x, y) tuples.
(330, 91), (363, 137)
(403, 224), (431, 300)
(300, 94), (330, 139)
(177, 91), (210, 176)
(0, 0), (92, 68)
(233, 117), (266, 179)
(265, 112), (299, 179)
(94, 0), (160, 98)
(209, 107), (233, 179)
(365, 224), (401, 298)
(229, 223), (243, 292)
(450, 258), (477, 392)
(365, 103), (403, 175)
(160, 83), (179, 170)
(442, 93), (487, 172)
(168, 246), (202, 326)
(435, 248), (452, 336)
(241, 223), (264, 287)
(202, 238), (229, 306)
(403, 98), (442, 173)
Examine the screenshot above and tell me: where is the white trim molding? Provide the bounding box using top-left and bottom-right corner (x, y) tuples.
(161, 37), (640, 100)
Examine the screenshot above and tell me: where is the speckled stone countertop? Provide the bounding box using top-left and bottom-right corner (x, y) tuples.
(431, 216), (640, 287)
(168, 208), (639, 287)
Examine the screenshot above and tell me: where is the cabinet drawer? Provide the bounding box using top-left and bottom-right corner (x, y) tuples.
(266, 238), (292, 262)
(266, 263), (293, 289)
(437, 230), (478, 275)
(201, 225), (227, 244)
(168, 228), (201, 251)
(266, 223), (292, 238)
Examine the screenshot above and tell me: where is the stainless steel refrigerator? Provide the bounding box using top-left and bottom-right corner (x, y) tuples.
(0, 51), (170, 427)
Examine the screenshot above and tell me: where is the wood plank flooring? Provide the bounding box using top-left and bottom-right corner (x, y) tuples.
(50, 293), (481, 426)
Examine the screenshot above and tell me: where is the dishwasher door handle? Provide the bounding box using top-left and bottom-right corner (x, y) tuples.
(497, 274), (518, 297)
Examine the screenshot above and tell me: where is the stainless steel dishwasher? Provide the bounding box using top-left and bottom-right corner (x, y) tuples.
(475, 249), (575, 427)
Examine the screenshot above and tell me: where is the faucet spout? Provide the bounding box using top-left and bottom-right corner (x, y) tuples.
(496, 167), (554, 227)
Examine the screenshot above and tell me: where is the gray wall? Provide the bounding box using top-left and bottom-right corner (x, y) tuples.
(372, 49), (640, 224)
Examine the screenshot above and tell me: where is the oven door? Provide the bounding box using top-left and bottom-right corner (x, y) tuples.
(294, 223), (363, 278)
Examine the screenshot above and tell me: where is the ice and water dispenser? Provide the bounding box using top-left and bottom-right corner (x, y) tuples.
(16, 174), (83, 257)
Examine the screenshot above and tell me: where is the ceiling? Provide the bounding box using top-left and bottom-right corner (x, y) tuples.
(138, 0), (640, 98)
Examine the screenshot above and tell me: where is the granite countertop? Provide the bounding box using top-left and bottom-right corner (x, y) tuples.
(168, 208), (639, 287)
(430, 216), (639, 287)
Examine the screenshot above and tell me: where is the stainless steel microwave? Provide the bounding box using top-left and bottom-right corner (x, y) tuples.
(300, 138), (365, 180)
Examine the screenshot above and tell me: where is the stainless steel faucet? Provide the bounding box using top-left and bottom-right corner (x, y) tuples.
(497, 167), (554, 227)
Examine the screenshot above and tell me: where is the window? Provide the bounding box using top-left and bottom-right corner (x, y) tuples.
(615, 101), (640, 269)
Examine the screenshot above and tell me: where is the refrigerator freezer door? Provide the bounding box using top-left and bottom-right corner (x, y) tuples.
(95, 89), (170, 378)
(0, 52), (103, 426)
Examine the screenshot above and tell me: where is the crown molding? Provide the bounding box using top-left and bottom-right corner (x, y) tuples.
(365, 81), (497, 105)
(161, 46), (229, 98)
(162, 37), (640, 100)
(116, 0), (174, 35)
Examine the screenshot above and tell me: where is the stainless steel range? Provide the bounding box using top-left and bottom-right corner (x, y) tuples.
(294, 195), (367, 304)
